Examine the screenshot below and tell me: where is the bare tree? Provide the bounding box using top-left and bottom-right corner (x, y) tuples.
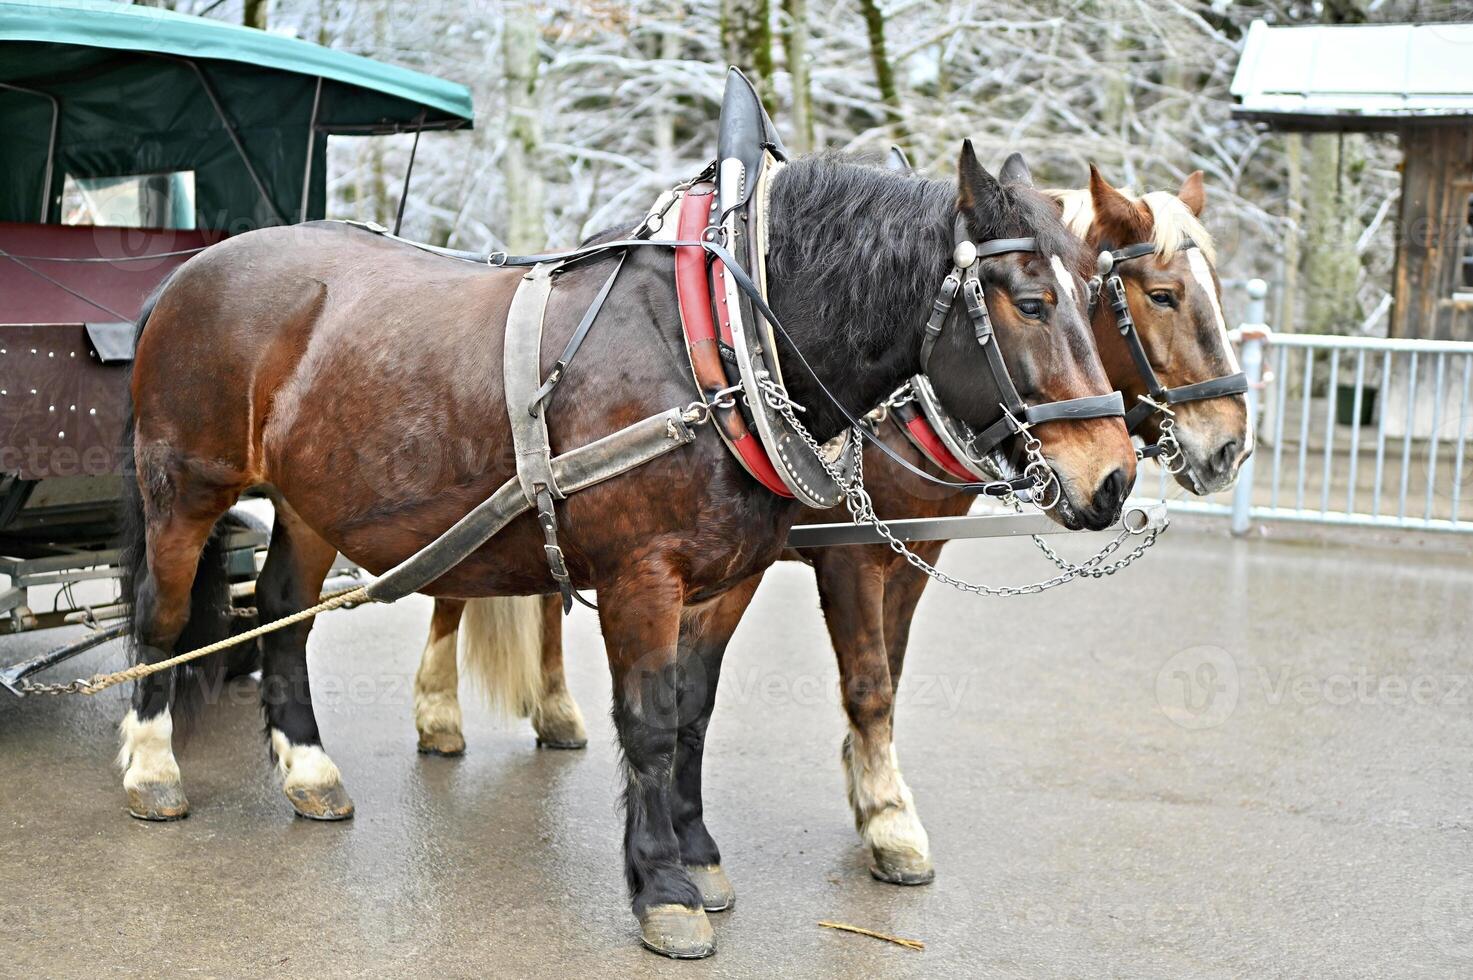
(503, 7), (546, 252)
(722, 0), (776, 112)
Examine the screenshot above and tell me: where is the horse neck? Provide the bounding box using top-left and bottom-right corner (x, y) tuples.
(764, 166), (955, 440)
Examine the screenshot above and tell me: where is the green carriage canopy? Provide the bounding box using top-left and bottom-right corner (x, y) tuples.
(0, 0), (474, 230)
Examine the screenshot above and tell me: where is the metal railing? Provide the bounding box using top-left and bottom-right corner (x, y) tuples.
(1147, 280), (1473, 535)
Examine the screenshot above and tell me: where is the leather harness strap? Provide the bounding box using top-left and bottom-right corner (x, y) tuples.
(365, 408), (698, 605)
(530, 252), (627, 415)
(505, 264), (563, 502)
(504, 263), (587, 611)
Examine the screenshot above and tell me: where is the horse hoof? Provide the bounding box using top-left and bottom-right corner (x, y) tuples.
(869, 853), (935, 886)
(126, 783), (189, 821)
(286, 782), (355, 821)
(535, 735), (588, 750)
(638, 904), (716, 959)
(417, 730), (466, 756)
(533, 701), (588, 750)
(684, 863), (735, 912)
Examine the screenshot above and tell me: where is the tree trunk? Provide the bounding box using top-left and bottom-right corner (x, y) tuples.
(1279, 132), (1302, 335)
(503, 9), (545, 252)
(721, 0), (776, 115)
(1301, 132), (1364, 335)
(244, 0), (268, 30)
(857, 0), (905, 142)
(365, 3), (390, 224)
(782, 0), (812, 153)
(1292, 0), (1367, 337)
(654, 22), (681, 173)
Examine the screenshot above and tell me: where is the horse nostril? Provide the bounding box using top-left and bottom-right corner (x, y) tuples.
(1213, 439), (1242, 475)
(1092, 467), (1128, 518)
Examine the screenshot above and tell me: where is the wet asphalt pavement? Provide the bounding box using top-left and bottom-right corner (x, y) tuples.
(2, 527), (1471, 978)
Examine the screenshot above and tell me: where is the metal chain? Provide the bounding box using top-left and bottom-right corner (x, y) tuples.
(1030, 523), (1165, 578)
(14, 677), (103, 697)
(768, 386), (1162, 597)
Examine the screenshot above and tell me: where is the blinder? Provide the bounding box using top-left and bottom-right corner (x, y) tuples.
(915, 217), (1125, 468)
(1091, 239), (1248, 436)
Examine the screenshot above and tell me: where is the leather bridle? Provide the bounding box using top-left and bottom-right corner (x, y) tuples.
(1089, 240), (1248, 459)
(915, 216), (1125, 464)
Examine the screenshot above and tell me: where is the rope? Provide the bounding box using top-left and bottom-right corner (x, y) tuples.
(24, 586), (370, 697)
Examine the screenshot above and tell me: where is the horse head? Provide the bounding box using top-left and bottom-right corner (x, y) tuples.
(924, 141), (1136, 530)
(1053, 167), (1251, 494)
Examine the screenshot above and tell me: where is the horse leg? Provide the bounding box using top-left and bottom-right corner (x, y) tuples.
(881, 556), (934, 693)
(257, 500), (353, 820)
(672, 574), (761, 913)
(813, 550), (933, 885)
(120, 508), (229, 821)
(602, 561), (713, 959)
(414, 599), (468, 756)
(530, 593), (588, 749)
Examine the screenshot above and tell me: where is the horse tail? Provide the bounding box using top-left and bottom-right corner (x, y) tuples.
(118, 272), (234, 732)
(458, 597), (545, 719)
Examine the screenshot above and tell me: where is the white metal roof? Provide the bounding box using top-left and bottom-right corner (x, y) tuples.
(1231, 19), (1473, 125)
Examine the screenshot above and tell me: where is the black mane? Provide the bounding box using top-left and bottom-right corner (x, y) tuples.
(764, 153), (1086, 436)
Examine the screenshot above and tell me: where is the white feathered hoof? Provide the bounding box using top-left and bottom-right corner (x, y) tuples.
(864, 805), (934, 885)
(684, 863), (735, 912)
(533, 688), (588, 750)
(417, 729), (467, 756)
(273, 732), (354, 820)
(638, 904), (716, 959)
(869, 848), (935, 885)
(126, 782), (189, 822)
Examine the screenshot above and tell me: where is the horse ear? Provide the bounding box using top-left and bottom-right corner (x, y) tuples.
(957, 140), (1002, 216)
(1088, 164), (1143, 239)
(999, 151), (1033, 187)
(1178, 170), (1206, 216)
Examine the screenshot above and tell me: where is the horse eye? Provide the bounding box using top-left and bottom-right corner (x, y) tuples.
(1149, 290), (1176, 308)
(1015, 299), (1045, 319)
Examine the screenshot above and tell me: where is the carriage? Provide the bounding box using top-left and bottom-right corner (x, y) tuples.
(0, 0), (473, 693)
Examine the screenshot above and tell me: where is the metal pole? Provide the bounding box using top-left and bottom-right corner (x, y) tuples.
(393, 110), (427, 236)
(1231, 279), (1269, 536)
(183, 59), (288, 226)
(298, 77), (323, 223)
(0, 83), (60, 222)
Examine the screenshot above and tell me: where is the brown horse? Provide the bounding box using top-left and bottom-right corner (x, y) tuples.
(411, 163), (1248, 894)
(116, 143), (1134, 958)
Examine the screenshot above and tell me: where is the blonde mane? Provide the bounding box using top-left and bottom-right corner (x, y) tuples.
(1046, 185), (1216, 265)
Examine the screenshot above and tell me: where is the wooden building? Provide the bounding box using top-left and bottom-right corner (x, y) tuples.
(1231, 20), (1473, 343)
